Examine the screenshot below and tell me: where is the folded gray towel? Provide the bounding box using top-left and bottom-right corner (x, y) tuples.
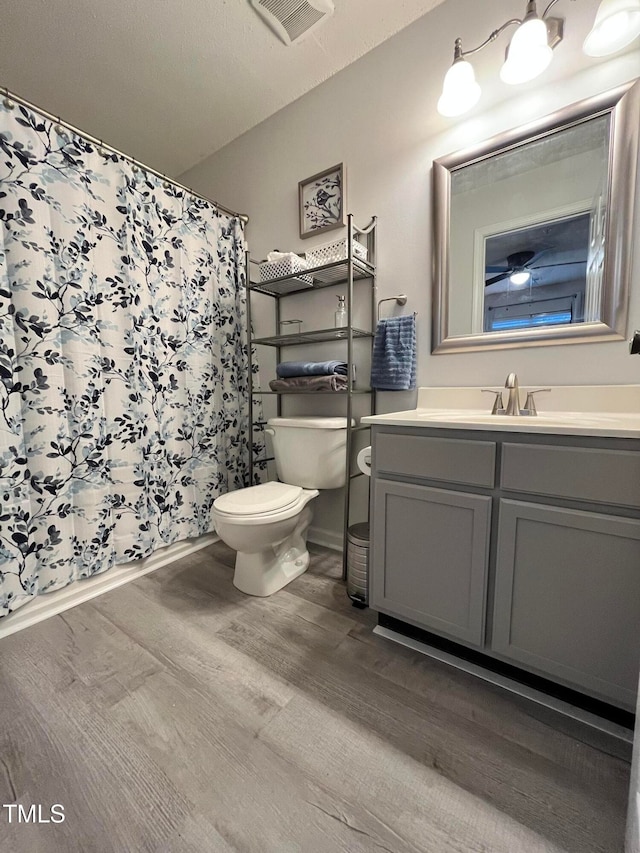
(276, 360), (347, 378)
(371, 315), (417, 391)
(269, 375), (348, 393)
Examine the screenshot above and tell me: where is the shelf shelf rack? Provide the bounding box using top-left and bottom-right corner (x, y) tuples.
(245, 214), (377, 577)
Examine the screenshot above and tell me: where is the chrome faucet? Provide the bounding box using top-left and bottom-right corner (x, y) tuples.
(504, 372), (521, 416)
(483, 375), (551, 416)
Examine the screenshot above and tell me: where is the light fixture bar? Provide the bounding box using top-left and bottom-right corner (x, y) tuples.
(543, 0), (562, 15)
(545, 17), (565, 48)
(437, 0), (640, 119)
(438, 1), (558, 117)
(456, 19), (523, 58)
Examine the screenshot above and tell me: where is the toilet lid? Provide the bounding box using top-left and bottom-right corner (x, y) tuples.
(214, 482), (303, 515)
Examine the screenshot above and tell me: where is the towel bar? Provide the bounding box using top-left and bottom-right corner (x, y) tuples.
(377, 294), (408, 321)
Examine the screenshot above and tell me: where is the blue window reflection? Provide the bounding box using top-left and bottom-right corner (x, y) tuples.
(490, 311), (573, 331)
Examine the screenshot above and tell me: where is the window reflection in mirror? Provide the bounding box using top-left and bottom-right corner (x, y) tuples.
(483, 211), (591, 332)
(448, 114), (610, 338)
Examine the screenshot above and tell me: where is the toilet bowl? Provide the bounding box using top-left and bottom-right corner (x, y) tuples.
(212, 416), (351, 596)
(213, 482), (318, 596)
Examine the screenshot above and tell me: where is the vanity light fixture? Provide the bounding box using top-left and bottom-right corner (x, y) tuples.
(438, 0), (640, 117)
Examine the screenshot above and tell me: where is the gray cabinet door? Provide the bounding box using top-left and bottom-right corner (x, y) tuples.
(492, 499), (640, 709)
(371, 480), (491, 646)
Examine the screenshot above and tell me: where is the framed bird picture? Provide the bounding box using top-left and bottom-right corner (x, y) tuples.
(298, 163), (345, 239)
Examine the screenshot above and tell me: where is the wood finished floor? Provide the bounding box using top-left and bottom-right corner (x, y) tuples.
(0, 542), (631, 852)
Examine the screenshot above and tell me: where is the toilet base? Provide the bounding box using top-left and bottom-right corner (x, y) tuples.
(232, 504), (313, 597)
(233, 547), (310, 596)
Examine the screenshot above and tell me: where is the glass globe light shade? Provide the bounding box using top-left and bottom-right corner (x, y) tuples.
(583, 0), (640, 56)
(500, 17), (553, 85)
(437, 59), (481, 117)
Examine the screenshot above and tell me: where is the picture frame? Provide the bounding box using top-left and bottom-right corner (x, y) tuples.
(298, 163), (345, 239)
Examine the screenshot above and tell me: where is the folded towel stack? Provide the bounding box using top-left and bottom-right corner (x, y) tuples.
(269, 360), (348, 393)
(370, 315), (417, 391)
(269, 375), (347, 393)
(276, 360), (347, 378)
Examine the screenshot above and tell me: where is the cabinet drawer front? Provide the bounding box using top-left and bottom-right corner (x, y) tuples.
(492, 499), (640, 709)
(370, 480), (491, 646)
(501, 442), (640, 508)
(375, 433), (495, 487)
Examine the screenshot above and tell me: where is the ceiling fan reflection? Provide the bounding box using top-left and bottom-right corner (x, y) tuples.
(484, 250), (587, 287)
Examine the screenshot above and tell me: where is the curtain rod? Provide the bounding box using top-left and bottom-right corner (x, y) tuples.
(0, 86), (249, 224)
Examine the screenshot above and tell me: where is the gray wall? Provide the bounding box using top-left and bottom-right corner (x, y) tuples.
(180, 0), (640, 539)
(181, 0), (640, 385)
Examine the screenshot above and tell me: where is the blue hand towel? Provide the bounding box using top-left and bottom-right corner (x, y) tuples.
(276, 360), (347, 378)
(370, 315), (417, 390)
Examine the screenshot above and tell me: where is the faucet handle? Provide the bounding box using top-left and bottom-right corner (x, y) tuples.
(523, 388), (551, 416)
(481, 389), (504, 415)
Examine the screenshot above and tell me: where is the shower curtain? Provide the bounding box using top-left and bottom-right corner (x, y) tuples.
(0, 101), (259, 617)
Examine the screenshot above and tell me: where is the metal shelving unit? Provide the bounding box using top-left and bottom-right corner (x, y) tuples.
(246, 214), (377, 576)
(250, 256), (375, 297)
(252, 327), (372, 347)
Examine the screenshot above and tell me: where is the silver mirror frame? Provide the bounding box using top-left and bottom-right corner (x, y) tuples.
(432, 80), (640, 354)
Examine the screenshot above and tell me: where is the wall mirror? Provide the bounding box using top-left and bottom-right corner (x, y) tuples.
(432, 80), (639, 353)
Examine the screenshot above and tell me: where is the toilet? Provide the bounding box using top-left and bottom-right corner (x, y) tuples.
(212, 416), (351, 596)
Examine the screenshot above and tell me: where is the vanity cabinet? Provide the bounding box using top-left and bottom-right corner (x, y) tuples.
(372, 480), (490, 645)
(492, 499), (640, 708)
(369, 426), (640, 711)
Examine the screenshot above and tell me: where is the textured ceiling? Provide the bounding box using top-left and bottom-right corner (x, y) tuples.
(0, 0), (446, 177)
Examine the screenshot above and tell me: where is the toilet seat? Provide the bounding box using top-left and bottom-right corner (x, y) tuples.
(213, 482), (314, 526)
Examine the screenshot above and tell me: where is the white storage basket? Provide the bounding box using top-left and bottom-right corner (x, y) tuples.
(259, 255), (313, 285)
(306, 237), (368, 267)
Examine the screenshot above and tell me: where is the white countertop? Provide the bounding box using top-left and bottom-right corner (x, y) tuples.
(361, 386), (640, 438)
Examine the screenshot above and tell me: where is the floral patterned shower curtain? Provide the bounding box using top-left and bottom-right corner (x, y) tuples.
(0, 101), (256, 617)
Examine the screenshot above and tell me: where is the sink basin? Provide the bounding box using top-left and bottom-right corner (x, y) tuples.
(415, 409), (499, 422)
(360, 387), (640, 437)
(414, 410), (627, 428)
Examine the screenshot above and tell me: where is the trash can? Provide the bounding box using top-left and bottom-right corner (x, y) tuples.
(347, 522), (369, 608)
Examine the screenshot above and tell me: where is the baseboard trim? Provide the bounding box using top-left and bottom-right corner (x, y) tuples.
(0, 534), (219, 641)
(308, 525), (343, 552)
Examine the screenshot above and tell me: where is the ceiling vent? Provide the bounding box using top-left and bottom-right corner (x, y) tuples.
(250, 0), (335, 45)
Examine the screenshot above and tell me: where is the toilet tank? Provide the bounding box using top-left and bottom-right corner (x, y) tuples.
(266, 417), (353, 489)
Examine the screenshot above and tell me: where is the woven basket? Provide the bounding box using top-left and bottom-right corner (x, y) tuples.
(306, 237), (368, 267)
(259, 255), (312, 284)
